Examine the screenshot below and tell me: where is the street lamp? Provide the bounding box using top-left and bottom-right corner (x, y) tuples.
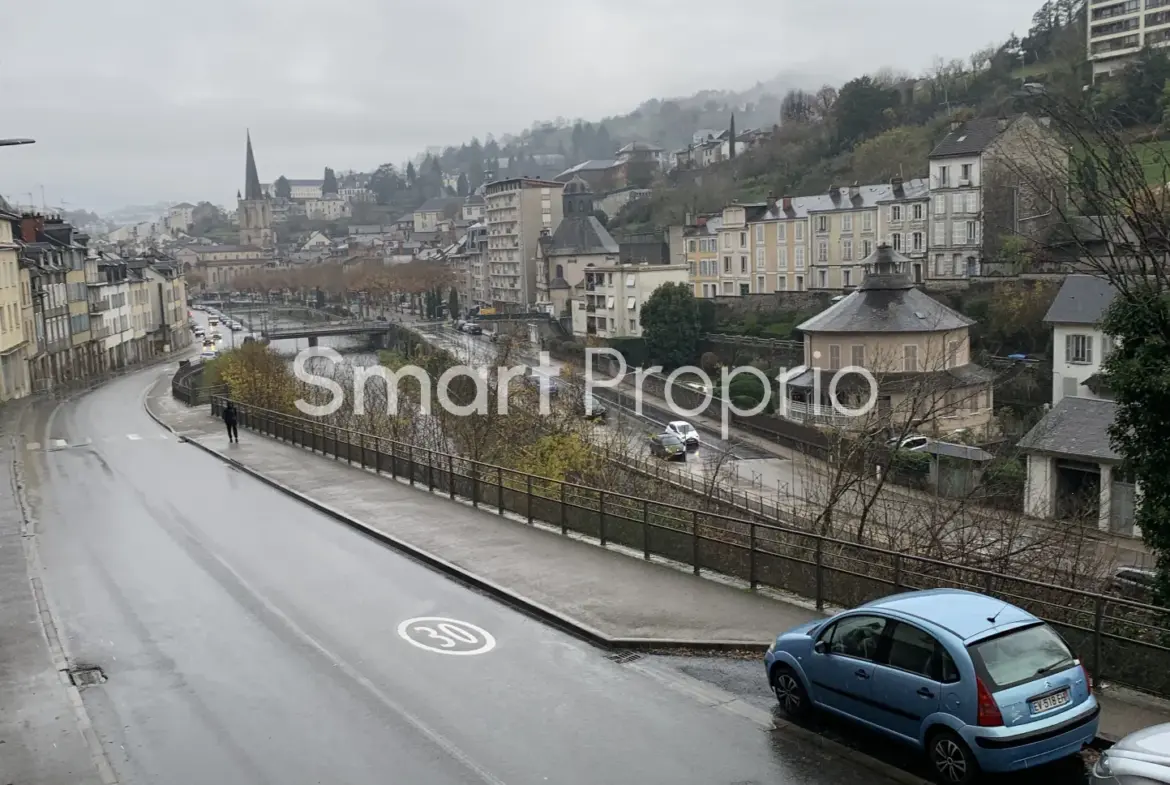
(0, 138), (35, 147)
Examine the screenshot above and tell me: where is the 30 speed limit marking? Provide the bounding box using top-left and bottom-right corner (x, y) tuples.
(397, 617), (496, 656)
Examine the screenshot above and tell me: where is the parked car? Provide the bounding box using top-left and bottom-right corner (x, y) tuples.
(466, 322), (483, 335)
(1090, 722), (1170, 783)
(888, 434), (931, 452)
(583, 393), (607, 421)
(648, 432), (686, 461)
(1108, 566), (1157, 603)
(665, 420), (700, 448)
(764, 588), (1098, 784)
(455, 319), (466, 332)
(527, 370), (560, 396)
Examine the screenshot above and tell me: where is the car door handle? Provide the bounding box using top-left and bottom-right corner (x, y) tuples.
(917, 687), (935, 698)
(854, 669), (870, 679)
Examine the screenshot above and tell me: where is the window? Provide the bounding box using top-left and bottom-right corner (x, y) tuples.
(1103, 334), (1115, 359)
(756, 275), (765, 292)
(626, 296), (636, 310)
(818, 269), (828, 288)
(817, 241), (828, 262)
(951, 222), (965, 246)
(891, 232), (902, 251)
(777, 275), (787, 291)
(883, 622), (946, 680)
(626, 274), (635, 287)
(795, 275), (804, 291)
(842, 239), (853, 261)
(740, 256), (748, 274)
(723, 256), (732, 274)
(966, 192), (979, 214)
(795, 223), (804, 241)
(723, 233), (731, 249)
(688, 240), (697, 252)
(938, 165), (949, 186)
(913, 203), (923, 220)
(842, 269), (852, 287)
(903, 344), (919, 371)
(778, 247), (788, 270)
(818, 615), (889, 660)
(777, 224), (787, 242)
(828, 345), (841, 370)
(913, 231), (923, 251)
(862, 239), (873, 258)
(606, 296), (615, 309)
(933, 195), (946, 215)
(966, 221), (977, 243)
(851, 345), (865, 367)
(755, 225), (764, 243)
(947, 339), (960, 367)
(862, 212), (873, 232)
(816, 215), (828, 233)
(968, 623), (1074, 691)
(794, 247), (805, 269)
(755, 248), (766, 270)
(739, 232), (747, 248)
(1066, 333), (1093, 364)
(961, 163), (972, 181)
(890, 205), (902, 222)
(841, 214), (853, 232)
(739, 283), (750, 296)
(951, 193), (965, 213)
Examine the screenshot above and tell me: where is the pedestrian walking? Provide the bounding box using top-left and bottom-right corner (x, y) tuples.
(223, 401), (239, 443)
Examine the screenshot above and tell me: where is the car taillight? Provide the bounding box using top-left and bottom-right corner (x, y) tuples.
(1081, 664), (1093, 694)
(976, 678), (1004, 727)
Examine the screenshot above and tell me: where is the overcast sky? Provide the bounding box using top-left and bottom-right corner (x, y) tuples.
(2, 0), (1037, 214)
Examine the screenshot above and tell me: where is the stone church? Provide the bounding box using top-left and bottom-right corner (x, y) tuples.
(237, 131), (274, 249)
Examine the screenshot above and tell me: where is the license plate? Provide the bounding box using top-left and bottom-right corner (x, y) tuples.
(1030, 689), (1070, 713)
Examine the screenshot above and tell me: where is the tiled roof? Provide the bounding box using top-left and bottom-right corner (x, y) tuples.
(1043, 274), (1116, 325)
(415, 196), (463, 214)
(877, 177), (931, 202)
(804, 184), (894, 213)
(929, 116), (1018, 159)
(1018, 396), (1119, 462)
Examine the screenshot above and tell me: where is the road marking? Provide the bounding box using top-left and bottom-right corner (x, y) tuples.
(397, 617), (496, 656)
(48, 438), (69, 451)
(26, 442), (40, 451)
(126, 434), (142, 440)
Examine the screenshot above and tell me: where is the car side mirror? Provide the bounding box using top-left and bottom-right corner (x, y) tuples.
(813, 640), (828, 655)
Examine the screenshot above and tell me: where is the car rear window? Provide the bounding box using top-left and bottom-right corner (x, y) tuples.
(967, 623), (1075, 691)
(661, 434), (682, 445)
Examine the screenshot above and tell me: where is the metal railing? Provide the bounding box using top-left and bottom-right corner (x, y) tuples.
(207, 395), (1170, 698)
(170, 361), (228, 406)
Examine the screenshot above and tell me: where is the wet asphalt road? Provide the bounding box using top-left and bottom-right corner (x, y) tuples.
(24, 365), (903, 785)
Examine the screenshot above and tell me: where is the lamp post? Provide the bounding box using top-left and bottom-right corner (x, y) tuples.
(0, 138), (35, 147)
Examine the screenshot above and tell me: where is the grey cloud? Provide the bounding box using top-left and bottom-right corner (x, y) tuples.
(2, 0), (1036, 212)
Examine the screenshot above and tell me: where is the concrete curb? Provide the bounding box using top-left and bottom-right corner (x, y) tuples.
(142, 393), (1112, 774)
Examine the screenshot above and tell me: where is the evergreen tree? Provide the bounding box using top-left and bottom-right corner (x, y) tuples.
(406, 161), (417, 187)
(457, 171), (469, 196)
(274, 176), (292, 199)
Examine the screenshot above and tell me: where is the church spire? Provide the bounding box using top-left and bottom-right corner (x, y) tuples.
(244, 130), (263, 200)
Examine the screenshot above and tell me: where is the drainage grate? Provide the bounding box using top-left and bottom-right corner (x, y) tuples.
(68, 666), (107, 687)
(606, 651), (643, 664)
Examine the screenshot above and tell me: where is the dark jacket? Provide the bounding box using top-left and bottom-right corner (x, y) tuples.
(223, 404), (238, 425)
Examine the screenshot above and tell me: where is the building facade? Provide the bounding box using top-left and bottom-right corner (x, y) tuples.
(0, 202), (29, 401)
(1088, 0), (1170, 78)
(485, 177), (564, 308)
(237, 132), (275, 249)
(572, 263), (689, 339)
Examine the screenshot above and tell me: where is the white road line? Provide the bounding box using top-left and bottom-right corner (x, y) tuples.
(26, 442), (41, 451)
(126, 434), (142, 440)
(49, 438), (69, 451)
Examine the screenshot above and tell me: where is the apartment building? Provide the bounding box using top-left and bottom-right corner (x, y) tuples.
(876, 176), (931, 284)
(485, 177), (564, 309)
(0, 202), (30, 400)
(805, 184), (890, 291)
(143, 259), (189, 352)
(91, 258), (133, 369)
(573, 263), (689, 339)
(683, 214), (723, 297)
(1088, 0), (1170, 79)
(928, 114), (1065, 283)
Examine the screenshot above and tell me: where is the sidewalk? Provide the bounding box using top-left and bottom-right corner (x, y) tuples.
(146, 378), (1170, 743)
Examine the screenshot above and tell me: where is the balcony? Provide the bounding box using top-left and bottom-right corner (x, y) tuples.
(90, 299), (109, 313)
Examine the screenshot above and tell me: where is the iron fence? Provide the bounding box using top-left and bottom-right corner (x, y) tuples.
(208, 394), (1170, 699)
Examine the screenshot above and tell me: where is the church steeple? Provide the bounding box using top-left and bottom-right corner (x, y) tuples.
(244, 130), (263, 201)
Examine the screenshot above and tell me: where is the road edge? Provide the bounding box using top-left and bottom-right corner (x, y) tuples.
(11, 399), (120, 785)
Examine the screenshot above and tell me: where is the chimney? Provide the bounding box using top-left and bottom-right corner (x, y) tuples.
(782, 195), (793, 212)
(684, 211), (693, 226)
(950, 120), (962, 132)
(891, 175), (904, 188)
(766, 192), (778, 213)
(998, 117), (1010, 132)
(829, 185), (840, 198)
(20, 215), (43, 243)
(696, 216), (707, 227)
(849, 182), (860, 199)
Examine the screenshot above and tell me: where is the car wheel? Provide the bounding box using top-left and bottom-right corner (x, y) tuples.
(927, 729), (978, 785)
(771, 666), (809, 719)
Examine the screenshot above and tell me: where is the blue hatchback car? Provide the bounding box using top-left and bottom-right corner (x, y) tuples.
(764, 589), (1099, 784)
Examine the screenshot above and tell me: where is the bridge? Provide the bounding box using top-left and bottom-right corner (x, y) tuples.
(261, 321), (392, 346)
